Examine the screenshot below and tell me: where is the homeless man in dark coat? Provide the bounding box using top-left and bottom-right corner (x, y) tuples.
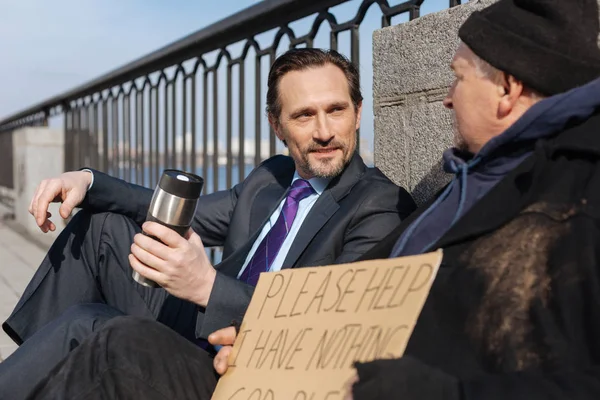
(0, 48), (416, 400)
(18, 0), (600, 399)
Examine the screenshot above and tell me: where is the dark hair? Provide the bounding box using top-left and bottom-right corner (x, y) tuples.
(266, 48), (363, 121)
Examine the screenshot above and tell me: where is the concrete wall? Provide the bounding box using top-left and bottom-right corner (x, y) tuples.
(13, 127), (66, 246)
(372, 0), (496, 206)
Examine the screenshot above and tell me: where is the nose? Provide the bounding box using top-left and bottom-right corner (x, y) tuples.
(443, 95), (453, 110)
(313, 113), (334, 143)
(443, 82), (455, 110)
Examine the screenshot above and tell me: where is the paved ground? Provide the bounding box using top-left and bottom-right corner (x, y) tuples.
(0, 203), (46, 361)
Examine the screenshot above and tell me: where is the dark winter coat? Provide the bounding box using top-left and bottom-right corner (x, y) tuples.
(353, 78), (600, 399)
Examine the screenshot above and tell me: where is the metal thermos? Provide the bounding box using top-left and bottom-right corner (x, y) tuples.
(133, 169), (204, 288)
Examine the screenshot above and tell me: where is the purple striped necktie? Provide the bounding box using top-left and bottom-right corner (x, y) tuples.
(239, 179), (315, 286)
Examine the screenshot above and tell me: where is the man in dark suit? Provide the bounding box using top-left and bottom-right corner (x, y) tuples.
(0, 48), (415, 398)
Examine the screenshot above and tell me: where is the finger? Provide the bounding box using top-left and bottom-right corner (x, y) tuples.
(213, 346), (233, 376)
(130, 242), (167, 271)
(40, 219), (54, 233)
(39, 212), (55, 232)
(187, 230), (206, 249)
(133, 233), (171, 260)
(129, 254), (164, 284)
(142, 222), (185, 248)
(208, 326), (237, 346)
(342, 373), (359, 400)
(59, 195), (78, 219)
(30, 180), (48, 224)
(35, 181), (62, 226)
(29, 182), (42, 215)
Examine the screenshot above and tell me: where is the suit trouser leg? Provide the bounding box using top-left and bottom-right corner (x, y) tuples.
(2, 210), (199, 345)
(25, 316), (218, 400)
(0, 304), (124, 400)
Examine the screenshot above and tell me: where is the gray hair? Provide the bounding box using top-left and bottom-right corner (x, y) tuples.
(471, 53), (545, 100)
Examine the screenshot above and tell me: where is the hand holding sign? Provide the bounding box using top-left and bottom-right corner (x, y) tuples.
(211, 250), (443, 400)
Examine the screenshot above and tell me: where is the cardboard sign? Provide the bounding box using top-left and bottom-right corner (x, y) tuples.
(212, 250), (443, 400)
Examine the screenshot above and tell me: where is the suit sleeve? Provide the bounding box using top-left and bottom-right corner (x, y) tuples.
(334, 182), (416, 264)
(80, 169), (243, 247)
(198, 272), (255, 338)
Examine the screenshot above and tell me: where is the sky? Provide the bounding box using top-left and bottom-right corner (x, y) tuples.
(0, 0), (459, 156)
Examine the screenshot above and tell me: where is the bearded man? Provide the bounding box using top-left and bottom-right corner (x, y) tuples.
(0, 48), (416, 399)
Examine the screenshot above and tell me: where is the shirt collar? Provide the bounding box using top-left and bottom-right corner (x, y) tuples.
(291, 171), (330, 195)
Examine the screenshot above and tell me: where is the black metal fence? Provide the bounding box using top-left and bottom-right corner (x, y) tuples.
(0, 0), (461, 195)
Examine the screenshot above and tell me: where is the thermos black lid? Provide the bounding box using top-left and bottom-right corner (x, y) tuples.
(158, 170), (204, 199)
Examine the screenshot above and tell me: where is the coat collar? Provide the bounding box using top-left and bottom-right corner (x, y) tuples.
(436, 112), (600, 251)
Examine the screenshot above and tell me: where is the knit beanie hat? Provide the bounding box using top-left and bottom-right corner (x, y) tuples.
(458, 0), (600, 95)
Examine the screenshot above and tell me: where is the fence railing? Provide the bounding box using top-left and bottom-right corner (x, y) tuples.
(0, 0), (460, 195)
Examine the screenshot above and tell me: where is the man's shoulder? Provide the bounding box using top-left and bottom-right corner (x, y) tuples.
(353, 163), (402, 193)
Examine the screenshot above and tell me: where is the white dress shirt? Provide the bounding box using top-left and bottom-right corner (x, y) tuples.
(237, 172), (330, 278)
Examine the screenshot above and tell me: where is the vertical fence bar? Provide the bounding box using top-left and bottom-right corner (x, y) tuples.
(182, 77), (188, 172)
(268, 50), (276, 157)
(102, 98), (109, 173)
(350, 25), (360, 153)
(190, 74), (197, 176)
(254, 54), (261, 167)
(64, 108), (73, 172)
(137, 90), (144, 185)
(238, 62), (246, 183)
(164, 83), (170, 170)
(226, 63), (233, 189)
(148, 87), (156, 187)
(202, 72), (209, 192)
(112, 97), (119, 178)
(154, 86), (160, 187)
(409, 4), (421, 20)
(330, 30), (338, 51)
(73, 107), (81, 169)
(125, 93), (132, 181)
(92, 102), (100, 170)
(212, 70), (219, 193)
(171, 79), (177, 170)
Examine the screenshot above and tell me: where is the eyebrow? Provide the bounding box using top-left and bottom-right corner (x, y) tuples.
(328, 101), (350, 110)
(289, 107), (314, 118)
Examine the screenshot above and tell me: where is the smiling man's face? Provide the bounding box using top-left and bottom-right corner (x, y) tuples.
(273, 63), (361, 179)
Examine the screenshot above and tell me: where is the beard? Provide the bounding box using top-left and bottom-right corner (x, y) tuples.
(451, 116), (469, 152)
(297, 137), (355, 179)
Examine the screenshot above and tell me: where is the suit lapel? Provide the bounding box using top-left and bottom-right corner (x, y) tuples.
(248, 183), (288, 236)
(216, 230), (262, 278)
(281, 191), (339, 268)
(281, 152), (366, 268)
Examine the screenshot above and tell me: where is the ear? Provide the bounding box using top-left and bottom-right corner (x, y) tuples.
(268, 114), (285, 142)
(498, 74), (524, 118)
(355, 101), (363, 130)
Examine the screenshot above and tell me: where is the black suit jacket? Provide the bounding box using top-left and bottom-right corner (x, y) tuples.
(82, 152), (416, 337)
